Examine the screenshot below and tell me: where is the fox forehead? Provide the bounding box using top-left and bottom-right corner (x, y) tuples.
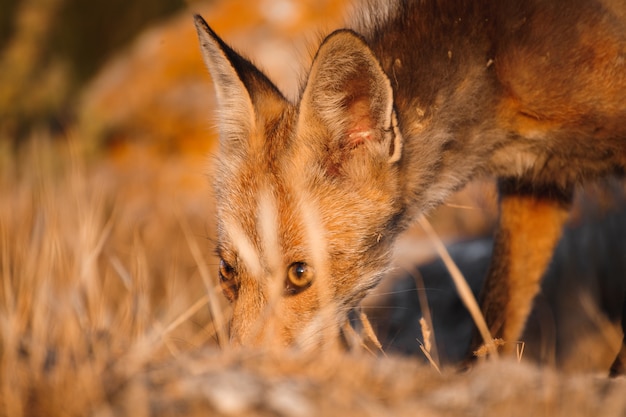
(213, 126), (324, 281)
(217, 188), (306, 278)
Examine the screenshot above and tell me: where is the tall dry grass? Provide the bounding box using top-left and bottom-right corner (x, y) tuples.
(0, 136), (224, 415)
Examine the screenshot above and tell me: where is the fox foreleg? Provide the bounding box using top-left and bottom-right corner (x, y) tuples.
(474, 178), (573, 356)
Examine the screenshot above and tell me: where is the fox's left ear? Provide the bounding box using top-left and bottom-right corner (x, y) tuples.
(299, 29), (402, 164)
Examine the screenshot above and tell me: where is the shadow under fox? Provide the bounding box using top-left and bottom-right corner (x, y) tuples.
(373, 181), (626, 372)
(193, 0), (626, 361)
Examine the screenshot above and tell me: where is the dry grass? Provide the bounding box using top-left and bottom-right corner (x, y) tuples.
(0, 136), (625, 417)
(0, 137), (221, 415)
(417, 215), (497, 358)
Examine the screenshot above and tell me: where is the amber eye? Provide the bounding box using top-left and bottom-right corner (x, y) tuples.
(218, 259), (235, 282)
(285, 262), (314, 294)
(218, 259), (238, 302)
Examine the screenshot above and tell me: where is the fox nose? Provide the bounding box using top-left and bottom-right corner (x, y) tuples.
(228, 304), (290, 348)
(228, 320), (290, 349)
(228, 324), (261, 348)
(227, 312), (257, 347)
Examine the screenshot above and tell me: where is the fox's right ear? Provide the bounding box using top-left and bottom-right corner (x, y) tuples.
(194, 15), (286, 152)
(194, 15), (254, 149)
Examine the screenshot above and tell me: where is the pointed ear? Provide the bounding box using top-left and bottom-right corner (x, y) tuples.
(299, 29), (402, 165)
(194, 15), (287, 152)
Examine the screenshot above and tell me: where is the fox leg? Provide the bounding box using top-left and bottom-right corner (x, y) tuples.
(475, 178), (572, 356)
(609, 296), (626, 376)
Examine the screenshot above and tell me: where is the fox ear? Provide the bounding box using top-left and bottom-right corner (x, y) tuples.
(299, 29), (402, 165)
(194, 15), (287, 152)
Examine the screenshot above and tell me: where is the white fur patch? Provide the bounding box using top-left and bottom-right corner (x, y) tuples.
(223, 216), (263, 279)
(257, 188), (283, 292)
(388, 111), (403, 163)
(490, 146), (541, 177)
(297, 194), (327, 282)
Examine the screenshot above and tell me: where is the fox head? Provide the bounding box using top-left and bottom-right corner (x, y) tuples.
(194, 15), (405, 349)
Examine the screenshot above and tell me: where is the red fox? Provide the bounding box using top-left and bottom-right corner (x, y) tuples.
(193, 0), (626, 356)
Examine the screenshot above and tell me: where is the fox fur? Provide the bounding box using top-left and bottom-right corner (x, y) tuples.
(193, 0), (626, 356)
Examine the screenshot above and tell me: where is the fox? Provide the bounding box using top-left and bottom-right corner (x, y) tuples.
(193, 0), (626, 359)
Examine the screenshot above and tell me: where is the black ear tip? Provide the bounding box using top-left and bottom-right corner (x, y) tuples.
(194, 14), (222, 43)
(193, 14), (210, 31)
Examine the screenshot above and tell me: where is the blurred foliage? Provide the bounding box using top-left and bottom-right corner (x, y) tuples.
(0, 0), (188, 145)
(51, 0), (186, 86)
(0, 0), (19, 50)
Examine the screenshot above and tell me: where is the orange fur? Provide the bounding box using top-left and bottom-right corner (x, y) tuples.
(480, 191), (572, 353)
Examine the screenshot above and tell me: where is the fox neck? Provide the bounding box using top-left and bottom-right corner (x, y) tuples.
(350, 1), (502, 225)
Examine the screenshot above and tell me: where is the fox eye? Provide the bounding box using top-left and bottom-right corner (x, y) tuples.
(219, 259), (235, 281)
(218, 259), (238, 302)
(285, 262), (314, 295)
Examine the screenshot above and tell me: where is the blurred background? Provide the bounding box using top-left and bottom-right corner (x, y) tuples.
(1, 0), (184, 145)
(0, 0), (351, 154)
